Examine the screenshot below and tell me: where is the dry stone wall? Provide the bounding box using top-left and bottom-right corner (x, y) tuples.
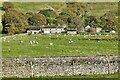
(2, 55), (119, 78)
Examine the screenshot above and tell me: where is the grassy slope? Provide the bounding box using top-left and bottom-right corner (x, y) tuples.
(13, 2), (118, 17)
(2, 34), (118, 57)
(85, 2), (118, 17)
(13, 2), (66, 13)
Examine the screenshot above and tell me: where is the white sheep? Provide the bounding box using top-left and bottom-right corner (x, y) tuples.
(71, 40), (74, 43)
(98, 41), (100, 42)
(64, 34), (66, 36)
(13, 37), (16, 40)
(33, 41), (36, 43)
(3, 38), (6, 40)
(7, 40), (10, 43)
(20, 40), (23, 43)
(36, 42), (39, 44)
(29, 41), (33, 44)
(3, 40), (6, 42)
(69, 41), (71, 44)
(49, 43), (53, 45)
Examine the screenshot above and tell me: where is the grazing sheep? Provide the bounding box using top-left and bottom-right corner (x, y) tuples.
(106, 35), (109, 36)
(3, 40), (6, 42)
(71, 40), (74, 43)
(49, 43), (53, 45)
(29, 41), (33, 44)
(7, 40), (10, 43)
(13, 37), (16, 40)
(20, 40), (23, 43)
(64, 34), (66, 36)
(69, 41), (71, 44)
(36, 42), (39, 44)
(97, 41), (100, 42)
(3, 38), (6, 40)
(33, 41), (36, 43)
(69, 39), (74, 43)
(69, 39), (72, 41)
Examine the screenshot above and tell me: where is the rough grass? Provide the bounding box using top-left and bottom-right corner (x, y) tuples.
(2, 34), (118, 57)
(12, 2), (118, 17)
(13, 2), (66, 14)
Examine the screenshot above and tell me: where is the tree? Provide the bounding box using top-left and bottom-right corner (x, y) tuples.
(99, 11), (118, 31)
(84, 16), (99, 28)
(2, 2), (14, 11)
(65, 2), (88, 28)
(28, 13), (46, 26)
(39, 9), (57, 18)
(2, 9), (28, 34)
(54, 18), (65, 25)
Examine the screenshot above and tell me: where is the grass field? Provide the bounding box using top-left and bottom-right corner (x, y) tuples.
(2, 73), (119, 79)
(2, 34), (118, 57)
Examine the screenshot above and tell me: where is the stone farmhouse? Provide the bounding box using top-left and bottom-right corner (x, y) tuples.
(84, 25), (102, 33)
(26, 25), (65, 34)
(26, 25), (107, 35)
(42, 25), (65, 34)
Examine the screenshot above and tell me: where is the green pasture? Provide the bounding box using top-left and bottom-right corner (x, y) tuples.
(2, 34), (118, 57)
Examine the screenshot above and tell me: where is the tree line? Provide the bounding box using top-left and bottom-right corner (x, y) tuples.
(2, 2), (118, 35)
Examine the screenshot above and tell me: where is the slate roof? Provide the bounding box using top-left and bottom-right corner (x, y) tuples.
(26, 27), (41, 30)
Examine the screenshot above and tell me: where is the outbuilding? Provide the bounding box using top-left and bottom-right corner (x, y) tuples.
(26, 27), (41, 34)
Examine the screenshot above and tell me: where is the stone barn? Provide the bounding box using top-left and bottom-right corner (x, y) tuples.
(67, 28), (77, 34)
(26, 27), (41, 34)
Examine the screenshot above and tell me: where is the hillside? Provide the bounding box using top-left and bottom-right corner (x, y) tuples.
(0, 2), (118, 35)
(12, 2), (118, 17)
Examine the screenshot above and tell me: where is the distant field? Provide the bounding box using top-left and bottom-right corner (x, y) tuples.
(2, 34), (118, 57)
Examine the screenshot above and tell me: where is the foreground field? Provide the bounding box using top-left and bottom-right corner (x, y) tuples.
(2, 34), (118, 57)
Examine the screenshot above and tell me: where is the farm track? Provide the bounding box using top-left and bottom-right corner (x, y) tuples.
(0, 33), (28, 39)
